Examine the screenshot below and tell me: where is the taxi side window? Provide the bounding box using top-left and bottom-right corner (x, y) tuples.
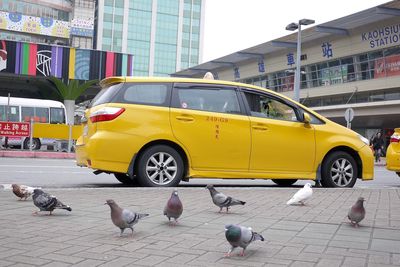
(244, 92), (299, 122)
(174, 86), (241, 114)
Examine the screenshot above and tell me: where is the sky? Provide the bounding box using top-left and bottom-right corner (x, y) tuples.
(202, 0), (390, 63)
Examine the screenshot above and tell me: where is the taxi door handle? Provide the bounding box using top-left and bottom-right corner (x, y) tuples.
(176, 116), (194, 122)
(252, 125), (268, 131)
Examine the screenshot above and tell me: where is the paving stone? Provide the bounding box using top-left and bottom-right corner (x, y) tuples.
(315, 258), (342, 267)
(290, 261), (315, 267)
(134, 255), (169, 266)
(71, 259), (105, 267)
(370, 239), (400, 253)
(341, 256), (366, 267)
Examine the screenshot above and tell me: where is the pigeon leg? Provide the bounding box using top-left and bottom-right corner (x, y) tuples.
(300, 201), (305, 206)
(219, 207), (223, 213)
(224, 247), (235, 257)
(120, 228), (125, 237)
(226, 207), (229, 213)
(32, 211), (39, 216)
(239, 248), (246, 257)
(130, 227), (134, 237)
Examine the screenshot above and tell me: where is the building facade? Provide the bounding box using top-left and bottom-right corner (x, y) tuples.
(0, 0), (95, 49)
(174, 1), (400, 145)
(96, 0), (205, 76)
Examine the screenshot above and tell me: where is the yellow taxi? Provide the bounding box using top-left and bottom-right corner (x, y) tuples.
(386, 128), (400, 177)
(75, 77), (374, 187)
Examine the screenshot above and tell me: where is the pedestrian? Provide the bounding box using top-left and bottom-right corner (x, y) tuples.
(372, 132), (384, 162)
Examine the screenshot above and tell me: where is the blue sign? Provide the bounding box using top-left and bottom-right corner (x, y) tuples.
(287, 53), (295, 66)
(321, 42), (333, 58)
(234, 67), (240, 79)
(258, 60), (265, 73)
(362, 23), (400, 48)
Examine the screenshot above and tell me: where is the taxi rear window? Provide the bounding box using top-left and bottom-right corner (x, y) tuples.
(89, 83), (123, 107)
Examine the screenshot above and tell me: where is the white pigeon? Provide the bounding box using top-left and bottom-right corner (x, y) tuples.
(286, 183), (313, 205)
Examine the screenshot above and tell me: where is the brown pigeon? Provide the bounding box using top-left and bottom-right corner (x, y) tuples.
(348, 197), (366, 227)
(105, 199), (149, 236)
(164, 189), (183, 225)
(12, 184), (36, 200)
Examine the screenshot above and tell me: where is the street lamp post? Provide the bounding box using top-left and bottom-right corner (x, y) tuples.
(286, 19), (315, 102)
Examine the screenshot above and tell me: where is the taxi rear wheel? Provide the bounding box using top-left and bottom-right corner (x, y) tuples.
(271, 179), (297, 186)
(136, 145), (184, 187)
(321, 151), (358, 188)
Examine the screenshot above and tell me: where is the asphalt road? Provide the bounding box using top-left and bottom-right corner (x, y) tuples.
(0, 157), (398, 189)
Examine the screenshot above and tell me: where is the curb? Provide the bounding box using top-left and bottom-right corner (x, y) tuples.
(0, 150), (75, 159)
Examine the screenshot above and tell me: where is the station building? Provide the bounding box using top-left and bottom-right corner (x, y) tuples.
(174, 1), (400, 145)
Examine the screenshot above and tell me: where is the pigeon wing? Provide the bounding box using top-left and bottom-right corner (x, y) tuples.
(34, 193), (57, 211)
(122, 209), (137, 226)
(287, 187), (311, 205)
(213, 192), (229, 207)
(238, 226), (253, 248)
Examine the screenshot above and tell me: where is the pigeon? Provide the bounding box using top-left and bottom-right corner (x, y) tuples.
(32, 189), (72, 215)
(224, 224), (264, 257)
(286, 183), (313, 205)
(206, 184), (246, 213)
(12, 184), (37, 200)
(164, 189), (183, 225)
(105, 199), (149, 236)
(348, 197), (366, 227)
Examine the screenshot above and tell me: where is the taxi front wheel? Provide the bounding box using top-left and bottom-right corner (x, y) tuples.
(136, 145), (184, 187)
(321, 151), (358, 188)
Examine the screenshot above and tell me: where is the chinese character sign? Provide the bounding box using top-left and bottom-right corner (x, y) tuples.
(322, 42), (333, 58)
(0, 122), (30, 137)
(287, 53), (295, 66)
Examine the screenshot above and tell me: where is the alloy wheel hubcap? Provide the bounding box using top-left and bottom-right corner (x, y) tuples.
(145, 152), (177, 185)
(330, 158), (354, 187)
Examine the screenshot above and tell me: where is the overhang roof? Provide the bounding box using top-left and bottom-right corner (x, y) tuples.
(173, 1), (400, 78)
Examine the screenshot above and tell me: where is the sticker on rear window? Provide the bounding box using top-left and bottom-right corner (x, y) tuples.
(181, 102), (188, 108)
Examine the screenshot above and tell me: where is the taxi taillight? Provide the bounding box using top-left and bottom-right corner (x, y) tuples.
(90, 107), (125, 123)
(390, 134), (400, 143)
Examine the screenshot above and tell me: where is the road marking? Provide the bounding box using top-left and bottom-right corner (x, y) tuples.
(0, 165), (77, 168)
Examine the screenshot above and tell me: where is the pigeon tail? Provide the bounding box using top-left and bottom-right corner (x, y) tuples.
(252, 232), (264, 242)
(286, 198), (296, 205)
(57, 200), (72, 211)
(137, 213), (149, 219)
(63, 206), (72, 212)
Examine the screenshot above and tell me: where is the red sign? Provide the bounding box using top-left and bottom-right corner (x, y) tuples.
(0, 122), (30, 137)
(375, 54), (400, 78)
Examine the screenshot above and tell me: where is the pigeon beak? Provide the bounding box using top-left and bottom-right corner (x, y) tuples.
(104, 202), (108, 205)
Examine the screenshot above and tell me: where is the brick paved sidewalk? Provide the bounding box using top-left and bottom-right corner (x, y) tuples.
(0, 187), (399, 267)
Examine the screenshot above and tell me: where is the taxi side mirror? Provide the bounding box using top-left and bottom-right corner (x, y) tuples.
(303, 113), (311, 124)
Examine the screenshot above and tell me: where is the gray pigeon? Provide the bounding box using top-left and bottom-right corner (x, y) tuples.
(206, 184), (246, 212)
(105, 199), (149, 236)
(164, 189), (183, 225)
(348, 197), (366, 227)
(224, 224), (264, 257)
(32, 189), (72, 215)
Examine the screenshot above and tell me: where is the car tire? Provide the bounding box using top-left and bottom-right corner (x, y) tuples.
(136, 145), (184, 187)
(23, 138), (41, 150)
(321, 151), (358, 188)
(114, 173), (138, 185)
(271, 179), (297, 186)
(396, 172), (400, 177)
